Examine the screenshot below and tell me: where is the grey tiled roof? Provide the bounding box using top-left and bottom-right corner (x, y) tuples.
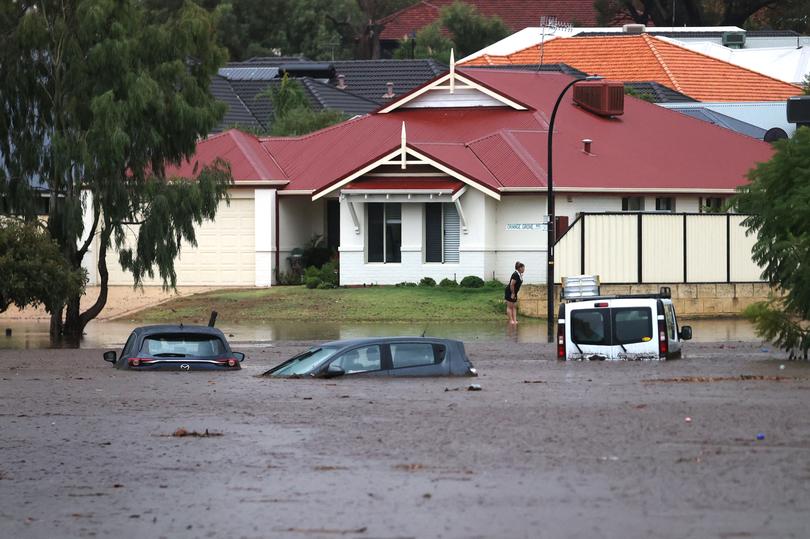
(331, 59), (447, 103)
(467, 63), (588, 77)
(673, 107), (767, 139)
(209, 76), (263, 133)
(624, 82), (696, 103)
(299, 78), (379, 116)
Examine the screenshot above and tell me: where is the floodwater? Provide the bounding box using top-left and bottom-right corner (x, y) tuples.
(0, 317), (763, 350)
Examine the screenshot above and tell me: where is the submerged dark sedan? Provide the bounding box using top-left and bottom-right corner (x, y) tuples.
(263, 337), (477, 378)
(103, 325), (245, 371)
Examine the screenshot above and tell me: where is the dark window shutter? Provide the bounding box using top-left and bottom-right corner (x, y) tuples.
(425, 203), (442, 262)
(367, 203), (384, 262)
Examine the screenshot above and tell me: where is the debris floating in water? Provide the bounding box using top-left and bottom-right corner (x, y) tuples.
(684, 417), (692, 423)
(467, 384), (482, 391)
(756, 433), (765, 441)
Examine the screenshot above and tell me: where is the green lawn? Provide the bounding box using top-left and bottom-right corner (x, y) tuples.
(130, 286), (511, 323)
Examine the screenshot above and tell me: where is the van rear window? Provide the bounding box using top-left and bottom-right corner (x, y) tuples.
(571, 307), (653, 346)
(613, 308), (653, 344)
(571, 310), (609, 345)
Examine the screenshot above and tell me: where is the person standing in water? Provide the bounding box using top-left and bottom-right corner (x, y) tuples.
(505, 262), (525, 324)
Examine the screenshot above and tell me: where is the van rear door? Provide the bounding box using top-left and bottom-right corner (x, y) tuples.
(566, 301), (659, 360)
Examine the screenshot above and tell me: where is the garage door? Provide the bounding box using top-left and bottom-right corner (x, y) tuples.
(106, 197), (256, 287)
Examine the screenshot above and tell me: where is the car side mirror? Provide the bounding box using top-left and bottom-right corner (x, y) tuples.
(679, 326), (692, 341)
(103, 351), (117, 363)
(232, 351), (246, 362)
(324, 363), (345, 378)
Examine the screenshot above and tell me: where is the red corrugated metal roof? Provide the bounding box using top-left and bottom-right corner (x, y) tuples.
(177, 68), (774, 195)
(380, 0), (600, 41)
(168, 129), (286, 182)
(343, 178), (463, 191)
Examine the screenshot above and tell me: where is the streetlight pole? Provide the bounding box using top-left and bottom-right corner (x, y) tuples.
(546, 75), (601, 343)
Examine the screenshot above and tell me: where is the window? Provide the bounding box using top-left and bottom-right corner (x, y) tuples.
(332, 345), (382, 373)
(391, 343), (443, 369)
(621, 197), (644, 211)
(571, 310), (609, 345)
(140, 334), (225, 357)
(367, 203), (401, 263)
(425, 203), (459, 263)
(655, 197), (674, 212)
(613, 308), (653, 344)
(703, 197), (724, 213)
(665, 304), (678, 340)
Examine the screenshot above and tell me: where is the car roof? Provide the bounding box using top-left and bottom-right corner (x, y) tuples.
(318, 336), (460, 348)
(132, 325), (227, 337)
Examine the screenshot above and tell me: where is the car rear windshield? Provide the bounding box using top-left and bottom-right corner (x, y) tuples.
(140, 334), (226, 357)
(571, 307), (653, 346)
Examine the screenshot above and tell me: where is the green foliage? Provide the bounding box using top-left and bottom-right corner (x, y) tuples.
(305, 276), (322, 289)
(744, 299), (810, 359)
(0, 220), (85, 314)
(263, 75), (347, 136)
(484, 279), (504, 289)
(459, 275), (484, 288)
(396, 281), (418, 287)
(419, 277), (437, 287)
(596, 0), (806, 28)
(734, 127), (810, 356)
(803, 72), (810, 96)
(277, 271), (303, 285)
(438, 1), (509, 57)
(300, 234), (335, 269)
(394, 22), (453, 63)
(439, 278), (458, 288)
(0, 0), (231, 336)
(303, 261), (339, 289)
(271, 107), (347, 136)
(625, 86), (655, 103)
(395, 0), (509, 62)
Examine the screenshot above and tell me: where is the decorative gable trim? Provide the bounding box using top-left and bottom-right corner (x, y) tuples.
(378, 51), (529, 113)
(312, 123), (501, 201)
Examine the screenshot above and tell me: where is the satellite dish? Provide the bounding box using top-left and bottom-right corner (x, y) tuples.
(764, 127), (788, 143)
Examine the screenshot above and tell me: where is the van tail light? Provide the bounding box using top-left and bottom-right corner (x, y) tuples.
(658, 319), (668, 357)
(557, 323), (566, 359)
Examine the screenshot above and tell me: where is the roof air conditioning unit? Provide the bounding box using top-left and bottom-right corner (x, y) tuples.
(722, 32), (746, 48)
(622, 24), (646, 34)
(573, 80), (625, 117)
(787, 95), (810, 127)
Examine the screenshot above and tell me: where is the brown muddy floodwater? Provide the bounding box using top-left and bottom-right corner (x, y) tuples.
(1, 318), (763, 350)
(1, 341), (808, 539)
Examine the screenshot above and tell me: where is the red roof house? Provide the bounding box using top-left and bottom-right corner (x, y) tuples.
(169, 66), (774, 286)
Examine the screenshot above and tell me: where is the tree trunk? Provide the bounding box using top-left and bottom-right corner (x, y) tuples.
(49, 305), (64, 338)
(62, 225), (111, 340)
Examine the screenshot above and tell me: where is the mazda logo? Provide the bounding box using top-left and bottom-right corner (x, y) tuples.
(180, 364), (190, 371)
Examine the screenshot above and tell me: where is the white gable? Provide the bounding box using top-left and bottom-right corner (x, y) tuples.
(399, 86), (510, 109)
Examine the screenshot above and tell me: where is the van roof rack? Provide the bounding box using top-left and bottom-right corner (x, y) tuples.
(563, 286), (672, 303)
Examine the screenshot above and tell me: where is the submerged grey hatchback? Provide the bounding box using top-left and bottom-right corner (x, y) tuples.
(263, 337), (477, 378)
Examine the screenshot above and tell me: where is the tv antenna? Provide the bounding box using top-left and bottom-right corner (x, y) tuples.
(538, 16), (572, 70)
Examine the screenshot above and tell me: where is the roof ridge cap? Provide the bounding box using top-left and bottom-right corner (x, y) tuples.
(230, 129), (275, 180)
(642, 34), (685, 94)
(501, 129), (547, 183)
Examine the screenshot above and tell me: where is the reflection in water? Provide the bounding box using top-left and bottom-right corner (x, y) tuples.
(0, 317), (764, 350)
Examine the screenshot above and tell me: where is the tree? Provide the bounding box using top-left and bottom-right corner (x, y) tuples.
(0, 1), (232, 339)
(259, 74), (347, 136)
(803, 72), (810, 95)
(0, 220), (85, 316)
(395, 1), (509, 62)
(733, 127), (810, 358)
(595, 0), (783, 27)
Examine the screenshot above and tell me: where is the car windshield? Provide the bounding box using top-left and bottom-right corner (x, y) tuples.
(140, 333), (225, 358)
(270, 347), (340, 376)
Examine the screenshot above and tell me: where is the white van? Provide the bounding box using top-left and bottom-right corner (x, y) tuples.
(557, 277), (692, 361)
